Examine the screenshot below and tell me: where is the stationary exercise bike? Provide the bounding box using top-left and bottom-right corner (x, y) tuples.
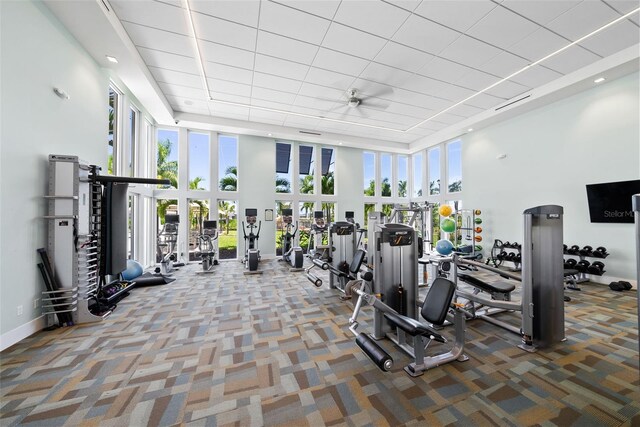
(280, 208), (304, 269)
(197, 220), (219, 272)
(242, 208), (261, 272)
(156, 214), (180, 275)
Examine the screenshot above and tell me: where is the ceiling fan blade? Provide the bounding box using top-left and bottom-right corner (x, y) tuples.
(361, 98), (390, 110)
(363, 85), (395, 100)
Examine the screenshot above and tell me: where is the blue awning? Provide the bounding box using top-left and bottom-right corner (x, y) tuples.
(321, 148), (333, 176)
(276, 143), (291, 174)
(299, 145), (313, 175)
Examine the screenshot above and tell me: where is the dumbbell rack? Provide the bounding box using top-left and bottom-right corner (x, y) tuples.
(563, 246), (608, 284)
(491, 241), (522, 271)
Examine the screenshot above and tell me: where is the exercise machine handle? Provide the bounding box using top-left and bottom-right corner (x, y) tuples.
(256, 221), (261, 239)
(241, 221), (247, 239)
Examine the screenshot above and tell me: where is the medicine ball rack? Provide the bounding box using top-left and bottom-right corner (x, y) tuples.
(487, 239), (522, 271)
(563, 244), (609, 284)
(453, 209), (483, 258)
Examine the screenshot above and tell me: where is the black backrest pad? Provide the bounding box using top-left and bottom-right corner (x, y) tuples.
(421, 278), (456, 325)
(349, 249), (366, 274)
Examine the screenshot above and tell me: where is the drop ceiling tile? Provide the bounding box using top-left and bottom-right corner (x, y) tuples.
(392, 88), (453, 111)
(507, 28), (569, 62)
(579, 20), (640, 57)
(484, 79), (530, 99)
(123, 22), (191, 55)
(447, 103), (485, 117)
(249, 108), (288, 123)
(477, 51), (530, 78)
(413, 0), (498, 33)
(398, 74), (448, 97)
(465, 92), (504, 109)
(256, 31), (318, 65)
(542, 45), (601, 74)
(298, 83), (345, 101)
(293, 94), (337, 111)
(259, 1), (331, 45)
(333, 0), (411, 39)
(438, 35), (503, 69)
(189, 0), (260, 27)
(283, 116), (322, 128)
(150, 66), (201, 88)
(360, 62), (413, 87)
(416, 120), (448, 132)
(315, 122), (352, 132)
(208, 79), (253, 97)
(428, 82), (476, 103)
(546, 1), (620, 42)
(250, 98), (294, 112)
(322, 23), (387, 60)
(417, 57), (473, 82)
(304, 67), (357, 91)
(603, 0), (640, 14)
(384, 0), (422, 12)
(199, 40), (255, 70)
(138, 47), (199, 74)
(254, 54), (310, 80)
(351, 80), (397, 102)
(111, 0), (187, 35)
(210, 104), (251, 118)
(374, 42), (434, 73)
(193, 12), (257, 51)
(251, 87), (298, 104)
(166, 94), (209, 109)
(382, 102), (433, 119)
(392, 14), (460, 55)
(466, 6), (540, 50)
(159, 82), (204, 99)
(509, 65), (563, 87)
(500, 0), (581, 25)
(429, 112), (466, 125)
(252, 72), (302, 93)
(173, 105), (211, 115)
(274, 0), (341, 20)
(203, 62), (253, 85)
(457, 69), (530, 99)
(363, 110), (417, 126)
(209, 92), (251, 104)
(312, 48), (370, 76)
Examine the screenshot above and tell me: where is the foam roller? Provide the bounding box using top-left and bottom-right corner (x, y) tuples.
(356, 333), (393, 371)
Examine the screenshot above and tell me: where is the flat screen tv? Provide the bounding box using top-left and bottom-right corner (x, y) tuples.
(103, 182), (129, 275)
(586, 180), (640, 223)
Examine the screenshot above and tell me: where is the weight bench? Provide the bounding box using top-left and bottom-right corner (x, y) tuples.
(457, 273), (515, 301)
(564, 269), (580, 291)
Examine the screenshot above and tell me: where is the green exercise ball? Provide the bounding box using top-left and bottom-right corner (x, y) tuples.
(474, 217), (482, 224)
(440, 218), (456, 233)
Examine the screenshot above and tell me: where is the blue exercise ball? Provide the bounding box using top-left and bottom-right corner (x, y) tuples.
(122, 259), (144, 280)
(435, 239), (454, 256)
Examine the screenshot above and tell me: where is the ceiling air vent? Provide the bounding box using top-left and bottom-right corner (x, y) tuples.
(495, 94), (531, 111)
(299, 130), (322, 136)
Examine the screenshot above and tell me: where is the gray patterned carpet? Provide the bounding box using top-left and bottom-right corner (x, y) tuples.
(1, 259), (639, 426)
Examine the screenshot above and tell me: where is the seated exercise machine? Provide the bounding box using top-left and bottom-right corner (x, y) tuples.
(349, 223), (468, 376)
(345, 211), (366, 251)
(242, 208), (262, 273)
(156, 214), (181, 275)
(305, 211), (331, 287)
(453, 205), (565, 351)
(197, 220), (218, 273)
(327, 218), (359, 294)
(280, 208), (304, 270)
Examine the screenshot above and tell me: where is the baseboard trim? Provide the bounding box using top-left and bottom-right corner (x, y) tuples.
(0, 315), (46, 352)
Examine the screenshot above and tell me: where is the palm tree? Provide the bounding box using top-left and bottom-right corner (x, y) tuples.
(157, 199), (177, 225)
(218, 201), (236, 234)
(364, 179), (375, 196)
(300, 175), (314, 194)
(219, 166), (237, 191)
(448, 180), (462, 193)
(398, 180), (408, 197)
(429, 179), (440, 195)
(276, 176), (291, 193)
(381, 177), (392, 197)
(157, 138), (178, 189)
(188, 177), (209, 231)
(321, 171), (334, 195)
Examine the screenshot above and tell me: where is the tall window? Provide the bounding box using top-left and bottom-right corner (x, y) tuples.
(188, 132), (210, 191)
(321, 148), (335, 195)
(189, 198), (210, 260)
(397, 155), (408, 197)
(275, 201), (293, 255)
(428, 148), (440, 195)
(157, 199), (178, 262)
(412, 153), (423, 197)
(363, 152), (375, 197)
(299, 201), (314, 253)
(157, 129), (179, 189)
(218, 199), (238, 259)
(447, 140), (462, 193)
(128, 107), (138, 177)
(275, 142), (292, 193)
(299, 145), (314, 195)
(108, 86), (120, 175)
(219, 135), (238, 191)
(381, 153), (392, 197)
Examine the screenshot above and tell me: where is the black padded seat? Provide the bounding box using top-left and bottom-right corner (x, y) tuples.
(384, 313), (446, 343)
(564, 269), (579, 276)
(458, 273), (515, 293)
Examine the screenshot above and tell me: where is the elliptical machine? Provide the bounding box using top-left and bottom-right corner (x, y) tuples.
(242, 208), (262, 272)
(156, 214), (180, 275)
(197, 220), (219, 273)
(305, 211), (331, 287)
(280, 208), (304, 270)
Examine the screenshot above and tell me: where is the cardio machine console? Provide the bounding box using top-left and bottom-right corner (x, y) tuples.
(389, 230), (413, 246)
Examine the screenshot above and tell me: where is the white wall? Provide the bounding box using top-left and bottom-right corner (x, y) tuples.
(0, 1), (107, 339)
(463, 72), (639, 282)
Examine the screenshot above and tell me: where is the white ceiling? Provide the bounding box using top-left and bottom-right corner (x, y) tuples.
(107, 0), (639, 144)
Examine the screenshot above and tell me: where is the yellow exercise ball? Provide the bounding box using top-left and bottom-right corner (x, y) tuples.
(438, 205), (453, 217)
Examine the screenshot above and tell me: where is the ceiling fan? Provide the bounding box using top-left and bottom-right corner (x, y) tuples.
(329, 87), (393, 119)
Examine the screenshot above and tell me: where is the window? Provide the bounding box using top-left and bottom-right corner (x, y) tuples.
(299, 145), (314, 195)
(428, 148), (440, 195)
(157, 129), (179, 189)
(322, 202), (335, 223)
(128, 107), (138, 177)
(108, 86), (120, 175)
(219, 135), (238, 191)
(412, 153), (423, 197)
(188, 198), (210, 260)
(299, 201), (315, 253)
(275, 142), (292, 193)
(382, 203), (394, 218)
(189, 132), (210, 191)
(363, 152), (375, 196)
(397, 155), (408, 197)
(381, 153), (392, 197)
(218, 199), (238, 259)
(447, 140), (462, 193)
(321, 147), (335, 195)
(275, 201), (293, 255)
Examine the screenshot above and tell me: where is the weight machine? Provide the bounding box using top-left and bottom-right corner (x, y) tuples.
(280, 208), (304, 270)
(197, 220), (218, 272)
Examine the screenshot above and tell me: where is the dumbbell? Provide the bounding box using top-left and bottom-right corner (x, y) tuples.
(563, 244), (568, 253)
(503, 241), (511, 248)
(497, 251), (507, 260)
(515, 253), (522, 263)
(567, 245), (580, 255)
(592, 246), (608, 258)
(564, 258), (577, 269)
(511, 242), (519, 249)
(506, 252), (516, 262)
(587, 261), (605, 275)
(579, 245), (593, 257)
(575, 260), (591, 273)
(609, 281), (632, 291)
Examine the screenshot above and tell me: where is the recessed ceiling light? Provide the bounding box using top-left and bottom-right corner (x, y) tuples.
(594, 77), (606, 83)
(268, 133), (273, 136)
(338, 142), (343, 145)
(105, 55), (118, 63)
(467, 128), (473, 132)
